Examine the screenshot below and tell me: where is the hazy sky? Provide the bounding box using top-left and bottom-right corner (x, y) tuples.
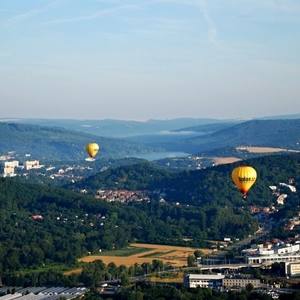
(0, 0), (299, 120)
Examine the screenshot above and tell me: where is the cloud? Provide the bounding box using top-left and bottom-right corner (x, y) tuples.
(4, 0), (60, 26)
(45, 3), (138, 25)
(145, 0), (219, 45)
(197, 0), (218, 45)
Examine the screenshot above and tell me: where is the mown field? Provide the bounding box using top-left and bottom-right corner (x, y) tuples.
(78, 243), (212, 268)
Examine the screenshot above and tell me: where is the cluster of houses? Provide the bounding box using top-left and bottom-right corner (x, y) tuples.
(0, 154), (95, 184)
(269, 178), (297, 205)
(94, 189), (150, 203)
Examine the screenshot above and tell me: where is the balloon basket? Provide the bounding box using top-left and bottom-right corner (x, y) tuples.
(85, 158), (95, 162)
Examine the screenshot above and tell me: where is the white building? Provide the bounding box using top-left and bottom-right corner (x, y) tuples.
(5, 161), (19, 168)
(184, 274), (224, 289)
(280, 183), (297, 193)
(3, 166), (15, 177)
(25, 160), (40, 170)
(245, 243), (300, 260)
(247, 253), (300, 265)
(277, 194), (288, 205)
(2, 161), (19, 177)
(277, 244), (300, 255)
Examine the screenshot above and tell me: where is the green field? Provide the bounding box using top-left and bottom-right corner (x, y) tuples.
(140, 250), (176, 258)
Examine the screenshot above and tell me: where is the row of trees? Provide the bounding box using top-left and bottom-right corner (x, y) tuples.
(2, 260), (172, 287)
(85, 284), (277, 300)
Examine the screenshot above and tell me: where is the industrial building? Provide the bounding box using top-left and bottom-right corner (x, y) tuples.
(0, 287), (87, 300)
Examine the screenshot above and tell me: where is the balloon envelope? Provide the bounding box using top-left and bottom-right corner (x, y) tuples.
(232, 166), (257, 196)
(86, 143), (100, 159)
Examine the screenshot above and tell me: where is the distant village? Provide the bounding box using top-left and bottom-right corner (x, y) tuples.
(0, 151), (94, 183)
(0, 152), (152, 205)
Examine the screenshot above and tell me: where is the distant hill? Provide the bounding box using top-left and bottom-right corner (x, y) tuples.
(10, 118), (224, 137)
(173, 121), (241, 134)
(0, 123), (157, 161)
(258, 113), (300, 120)
(157, 119), (300, 153)
(121, 121), (240, 146)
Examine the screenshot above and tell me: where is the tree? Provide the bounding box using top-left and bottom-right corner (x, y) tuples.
(246, 283), (254, 292)
(194, 250), (204, 258)
(120, 273), (129, 286)
(187, 255), (195, 267)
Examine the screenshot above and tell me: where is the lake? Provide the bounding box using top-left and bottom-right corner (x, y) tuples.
(134, 152), (190, 161)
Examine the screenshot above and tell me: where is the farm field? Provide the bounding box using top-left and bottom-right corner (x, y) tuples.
(212, 156), (241, 165)
(79, 243), (212, 267)
(236, 146), (300, 153)
(148, 272), (184, 283)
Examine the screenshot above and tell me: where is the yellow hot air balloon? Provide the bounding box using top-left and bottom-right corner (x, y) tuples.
(86, 143), (100, 159)
(231, 166), (257, 198)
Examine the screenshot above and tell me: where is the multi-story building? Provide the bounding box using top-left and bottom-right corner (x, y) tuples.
(184, 274), (224, 289)
(25, 160), (40, 170)
(222, 278), (261, 289)
(2, 161), (19, 177)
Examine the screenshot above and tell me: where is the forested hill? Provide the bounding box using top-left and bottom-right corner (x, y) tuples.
(163, 119), (300, 153)
(76, 161), (172, 190)
(0, 122), (156, 161)
(0, 178), (256, 274)
(78, 153), (300, 207)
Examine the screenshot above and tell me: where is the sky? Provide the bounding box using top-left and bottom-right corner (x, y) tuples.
(0, 0), (299, 120)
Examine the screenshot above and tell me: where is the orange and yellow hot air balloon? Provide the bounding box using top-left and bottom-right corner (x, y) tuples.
(231, 166), (257, 198)
(86, 143), (100, 160)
